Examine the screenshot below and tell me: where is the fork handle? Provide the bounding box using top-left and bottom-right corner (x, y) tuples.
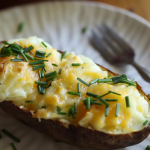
(132, 61), (150, 82)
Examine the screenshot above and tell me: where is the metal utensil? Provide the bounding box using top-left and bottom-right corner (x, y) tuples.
(90, 24), (150, 82)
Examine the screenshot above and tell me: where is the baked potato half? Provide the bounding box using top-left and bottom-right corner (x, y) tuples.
(0, 37), (150, 150)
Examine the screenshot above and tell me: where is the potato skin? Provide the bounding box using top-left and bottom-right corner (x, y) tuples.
(0, 50), (150, 150)
(0, 101), (150, 150)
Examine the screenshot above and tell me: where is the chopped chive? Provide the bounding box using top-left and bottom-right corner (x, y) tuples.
(12, 53), (18, 56)
(146, 145), (150, 150)
(57, 112), (67, 115)
(58, 69), (62, 74)
(4, 41), (9, 45)
(108, 75), (112, 78)
(86, 97), (91, 109)
(25, 53), (34, 60)
(40, 87), (45, 94)
(112, 74), (127, 84)
(82, 97), (93, 103)
(1, 129), (20, 143)
(121, 79), (136, 86)
(77, 83), (80, 93)
(23, 45), (34, 53)
(86, 92), (99, 98)
(125, 96), (130, 107)
(37, 84), (42, 93)
(44, 67), (47, 72)
(72, 63), (81, 66)
(46, 53), (51, 57)
(68, 91), (81, 96)
(41, 105), (46, 108)
(29, 60), (43, 65)
(11, 59), (23, 62)
(97, 78), (112, 83)
(41, 85), (49, 88)
(89, 78), (99, 85)
(115, 103), (120, 117)
(20, 50), (28, 62)
(68, 106), (75, 119)
(35, 50), (46, 58)
(10, 143), (17, 150)
(15, 54), (20, 59)
(46, 75), (57, 82)
(99, 97), (109, 107)
(143, 120), (149, 126)
(109, 91), (121, 96)
(52, 63), (58, 67)
(105, 106), (109, 117)
(41, 41), (47, 48)
(100, 92), (110, 98)
(41, 69), (45, 78)
(35, 81), (47, 85)
(33, 64), (45, 71)
(105, 99), (118, 102)
(38, 70), (42, 80)
(45, 71), (57, 78)
(77, 77), (90, 87)
(57, 106), (61, 112)
(18, 22), (24, 33)
(61, 51), (67, 60)
(74, 103), (77, 114)
(81, 27), (87, 34)
(25, 100), (34, 103)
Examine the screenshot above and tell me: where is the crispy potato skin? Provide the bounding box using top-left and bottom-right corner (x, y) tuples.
(0, 50), (150, 150)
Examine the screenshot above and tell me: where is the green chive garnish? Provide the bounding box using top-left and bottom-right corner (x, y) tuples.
(46, 53), (51, 57)
(99, 98), (109, 107)
(41, 41), (47, 48)
(146, 145), (150, 150)
(91, 101), (102, 105)
(35, 81), (47, 85)
(77, 83), (80, 93)
(109, 91), (121, 96)
(46, 75), (57, 82)
(25, 100), (34, 103)
(125, 96), (130, 107)
(1, 129), (20, 143)
(41, 105), (46, 108)
(77, 77), (90, 87)
(68, 106), (75, 119)
(25, 53), (34, 60)
(105, 99), (118, 102)
(18, 22), (24, 33)
(33, 64), (45, 71)
(82, 27), (87, 34)
(58, 69), (62, 74)
(10, 143), (17, 150)
(29, 60), (43, 65)
(38, 70), (41, 80)
(74, 103), (77, 114)
(11, 59), (23, 62)
(72, 63), (81, 66)
(97, 78), (112, 83)
(105, 106), (109, 117)
(23, 45), (34, 53)
(115, 103), (120, 117)
(57, 106), (61, 112)
(57, 112), (67, 115)
(61, 51), (67, 60)
(52, 63), (58, 67)
(68, 91), (81, 96)
(15, 54), (20, 59)
(20, 50), (28, 62)
(86, 97), (91, 109)
(35, 50), (46, 58)
(89, 78), (99, 85)
(143, 120), (149, 126)
(45, 71), (57, 78)
(86, 92), (99, 98)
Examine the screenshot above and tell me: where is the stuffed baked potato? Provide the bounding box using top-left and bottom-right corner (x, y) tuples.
(0, 36), (150, 150)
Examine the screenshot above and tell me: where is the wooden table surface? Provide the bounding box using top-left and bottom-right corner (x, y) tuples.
(0, 0), (150, 22)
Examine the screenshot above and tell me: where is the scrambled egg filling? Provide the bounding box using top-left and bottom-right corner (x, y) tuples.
(0, 36), (150, 134)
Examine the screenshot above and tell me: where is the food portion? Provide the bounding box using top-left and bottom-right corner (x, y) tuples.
(0, 36), (150, 150)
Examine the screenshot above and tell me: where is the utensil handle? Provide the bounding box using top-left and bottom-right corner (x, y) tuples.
(132, 61), (150, 82)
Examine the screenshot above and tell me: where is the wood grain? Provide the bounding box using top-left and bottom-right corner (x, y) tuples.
(0, 0), (150, 21)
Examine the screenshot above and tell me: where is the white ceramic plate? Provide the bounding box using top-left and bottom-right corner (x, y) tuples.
(0, 1), (150, 150)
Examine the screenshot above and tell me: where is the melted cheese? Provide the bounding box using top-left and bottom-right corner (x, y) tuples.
(0, 36), (150, 134)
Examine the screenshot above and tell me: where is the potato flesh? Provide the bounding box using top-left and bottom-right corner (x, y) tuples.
(0, 36), (150, 134)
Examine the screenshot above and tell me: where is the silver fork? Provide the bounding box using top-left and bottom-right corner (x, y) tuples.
(90, 24), (150, 82)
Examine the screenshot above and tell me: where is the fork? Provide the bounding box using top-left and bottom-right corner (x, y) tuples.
(90, 24), (150, 83)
